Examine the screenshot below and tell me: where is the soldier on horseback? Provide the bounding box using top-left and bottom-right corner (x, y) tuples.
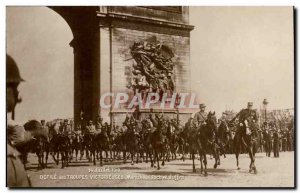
(86, 120), (96, 134)
(230, 102), (258, 135)
(194, 104), (208, 127)
(96, 115), (103, 131)
(230, 102), (259, 173)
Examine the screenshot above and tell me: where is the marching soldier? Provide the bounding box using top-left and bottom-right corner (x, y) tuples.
(273, 126), (280, 158)
(58, 121), (64, 134)
(281, 128), (287, 152)
(262, 122), (272, 157)
(194, 103), (208, 127)
(7, 54), (31, 187)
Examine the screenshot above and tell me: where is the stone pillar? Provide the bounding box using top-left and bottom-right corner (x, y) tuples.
(70, 28), (100, 127)
(99, 26), (112, 123)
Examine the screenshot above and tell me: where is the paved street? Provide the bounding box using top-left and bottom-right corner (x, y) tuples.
(25, 151), (294, 187)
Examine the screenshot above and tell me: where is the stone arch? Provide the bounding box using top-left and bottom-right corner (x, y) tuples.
(48, 6), (101, 126)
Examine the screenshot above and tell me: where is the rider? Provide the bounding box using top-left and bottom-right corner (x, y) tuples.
(86, 120), (96, 133)
(41, 120), (46, 128)
(193, 103), (208, 127)
(230, 102), (258, 135)
(7, 54), (31, 187)
(96, 115), (103, 130)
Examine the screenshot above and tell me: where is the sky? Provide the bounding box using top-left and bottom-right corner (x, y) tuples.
(6, 6), (294, 122)
(190, 6), (294, 116)
(6, 7), (74, 123)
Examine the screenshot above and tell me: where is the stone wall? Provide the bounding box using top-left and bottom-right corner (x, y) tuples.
(98, 6), (193, 125)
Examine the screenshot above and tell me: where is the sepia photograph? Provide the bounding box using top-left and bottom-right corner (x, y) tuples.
(6, 6), (295, 188)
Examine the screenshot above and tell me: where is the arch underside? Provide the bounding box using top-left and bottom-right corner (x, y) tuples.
(48, 6), (101, 125)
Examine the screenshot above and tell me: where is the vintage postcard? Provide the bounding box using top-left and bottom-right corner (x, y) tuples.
(6, 6), (295, 188)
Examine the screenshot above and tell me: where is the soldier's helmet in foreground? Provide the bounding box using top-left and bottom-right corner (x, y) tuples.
(6, 54), (24, 84)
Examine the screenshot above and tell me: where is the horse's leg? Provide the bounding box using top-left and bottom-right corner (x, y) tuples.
(123, 150), (126, 164)
(192, 153), (196, 172)
(248, 146), (254, 173)
(57, 150), (60, 165)
(145, 150), (149, 163)
(52, 151), (58, 165)
(105, 150), (108, 162)
(45, 149), (49, 168)
(162, 147), (165, 166)
(249, 143), (257, 174)
(100, 150), (103, 166)
(42, 151), (45, 168)
(213, 146), (219, 169)
(234, 140), (241, 170)
(199, 154), (203, 174)
(156, 149), (160, 170)
(203, 152), (208, 175)
(131, 151), (134, 165)
(37, 152), (41, 170)
(223, 142), (227, 158)
(93, 149), (96, 165)
(75, 147), (78, 161)
(149, 149), (154, 167)
(181, 144), (185, 162)
(86, 148), (90, 161)
(80, 145), (84, 160)
(61, 151), (64, 169)
(66, 149), (70, 167)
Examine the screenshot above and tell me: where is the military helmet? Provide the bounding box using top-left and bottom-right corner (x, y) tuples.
(6, 54), (24, 83)
(199, 103), (206, 108)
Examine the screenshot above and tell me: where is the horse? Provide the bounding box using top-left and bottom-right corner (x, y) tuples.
(22, 120), (49, 170)
(233, 117), (259, 174)
(94, 130), (110, 166)
(140, 119), (154, 164)
(149, 114), (167, 170)
(56, 133), (72, 168)
(123, 122), (140, 165)
(47, 120), (63, 164)
(186, 119), (203, 173)
(217, 119), (232, 157)
(82, 132), (97, 165)
(196, 111), (220, 174)
(178, 119), (191, 162)
(69, 131), (83, 161)
(166, 120), (180, 161)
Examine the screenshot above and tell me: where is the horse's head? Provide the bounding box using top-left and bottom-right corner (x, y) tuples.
(207, 111), (217, 125)
(207, 111), (218, 132)
(24, 120), (42, 131)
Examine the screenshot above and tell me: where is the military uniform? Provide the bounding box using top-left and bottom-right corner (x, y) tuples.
(273, 129), (280, 157)
(232, 107), (258, 135)
(194, 111), (208, 126)
(7, 143), (31, 187)
(193, 103), (208, 127)
(86, 124), (96, 133)
(7, 54), (31, 187)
